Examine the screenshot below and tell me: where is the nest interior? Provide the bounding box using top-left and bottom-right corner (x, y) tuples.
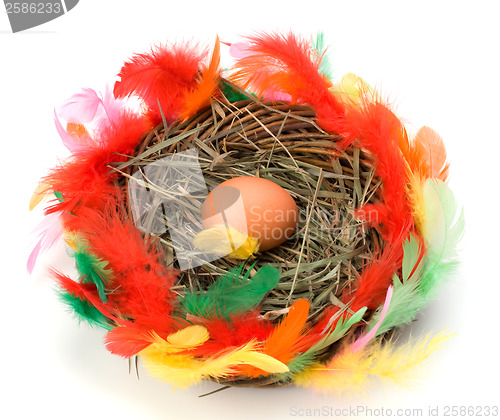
(117, 93), (383, 324)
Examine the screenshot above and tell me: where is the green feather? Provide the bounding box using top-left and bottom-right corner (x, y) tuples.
(54, 191), (64, 202)
(312, 32), (334, 81)
(370, 182), (464, 335)
(58, 291), (113, 330)
(370, 234), (427, 335)
(419, 179), (465, 298)
(74, 239), (112, 303)
(220, 79), (252, 103)
(180, 264), (280, 320)
(305, 307), (367, 356)
(371, 274), (426, 336)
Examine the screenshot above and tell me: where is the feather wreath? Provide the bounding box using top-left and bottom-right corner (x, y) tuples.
(30, 32), (463, 392)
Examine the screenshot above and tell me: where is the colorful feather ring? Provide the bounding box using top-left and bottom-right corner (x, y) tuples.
(30, 32), (463, 393)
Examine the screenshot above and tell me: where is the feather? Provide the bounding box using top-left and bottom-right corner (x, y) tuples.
(27, 211), (63, 273)
(368, 234), (427, 335)
(105, 325), (209, 358)
(407, 172), (427, 234)
(374, 274), (426, 337)
(54, 109), (87, 152)
(164, 325), (210, 349)
(58, 88), (105, 124)
(301, 307), (367, 356)
(104, 326), (154, 358)
(29, 182), (51, 211)
(231, 32), (344, 117)
(330, 73), (381, 106)
(342, 240), (401, 312)
(44, 111), (150, 216)
(193, 225), (259, 259)
(140, 340), (288, 389)
(402, 233), (426, 283)
(405, 126), (449, 182)
(366, 182), (463, 335)
(53, 269), (133, 326)
(220, 79), (252, 103)
(73, 238), (113, 303)
(403, 127), (450, 234)
(263, 298), (310, 363)
(190, 311), (274, 357)
(180, 37), (221, 120)
(238, 299), (310, 378)
(56, 88), (124, 150)
(58, 291), (113, 330)
(295, 330), (450, 394)
(351, 286), (392, 352)
(229, 42), (251, 59)
(331, 102), (413, 243)
(68, 199), (177, 335)
(66, 123), (89, 139)
(418, 179), (464, 299)
(113, 42), (204, 124)
(312, 32), (334, 81)
(180, 264), (280, 320)
(280, 307), (367, 380)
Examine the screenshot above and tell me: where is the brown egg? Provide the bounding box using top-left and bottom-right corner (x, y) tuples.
(201, 176), (298, 251)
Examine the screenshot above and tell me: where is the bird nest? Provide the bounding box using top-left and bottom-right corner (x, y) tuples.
(123, 97), (382, 319)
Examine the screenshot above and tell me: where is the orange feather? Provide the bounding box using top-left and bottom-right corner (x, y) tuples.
(237, 299), (310, 377)
(180, 37), (221, 121)
(404, 126), (449, 182)
(264, 298), (310, 362)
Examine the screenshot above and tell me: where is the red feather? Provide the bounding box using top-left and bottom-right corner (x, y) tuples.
(342, 240), (403, 311)
(104, 326), (154, 358)
(44, 111), (150, 217)
(71, 200), (178, 335)
(323, 102), (414, 244)
(231, 32), (344, 117)
(190, 312), (274, 357)
(113, 42), (205, 125)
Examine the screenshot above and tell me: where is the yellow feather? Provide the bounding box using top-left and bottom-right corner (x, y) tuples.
(330, 73), (380, 106)
(295, 330), (451, 394)
(166, 325), (210, 348)
(140, 340), (288, 389)
(29, 182), (51, 211)
(146, 325), (209, 354)
(193, 225), (259, 259)
(407, 172), (427, 235)
(64, 232), (77, 251)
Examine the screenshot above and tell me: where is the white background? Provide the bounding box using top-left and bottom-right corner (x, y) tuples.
(1, 1), (499, 419)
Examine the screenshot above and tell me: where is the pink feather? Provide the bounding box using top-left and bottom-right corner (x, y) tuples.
(58, 88), (103, 124)
(58, 87), (124, 130)
(55, 87), (125, 151)
(99, 86), (124, 127)
(351, 286), (393, 352)
(54, 109), (85, 152)
(27, 211), (63, 273)
(229, 42), (251, 59)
